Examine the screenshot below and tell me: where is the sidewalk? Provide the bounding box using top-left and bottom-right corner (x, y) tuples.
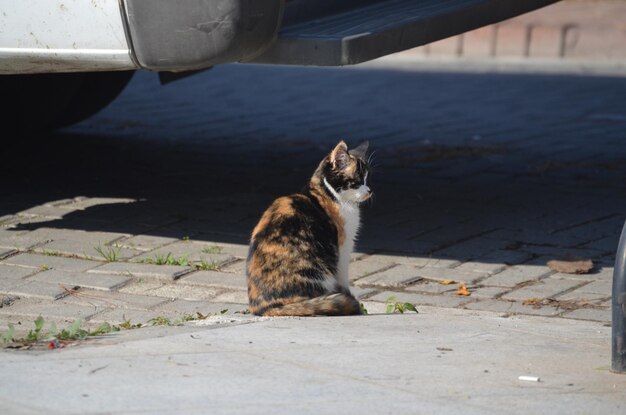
(394, 0), (626, 64)
(0, 308), (624, 414)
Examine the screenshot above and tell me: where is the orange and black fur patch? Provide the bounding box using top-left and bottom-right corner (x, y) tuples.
(247, 141), (371, 316)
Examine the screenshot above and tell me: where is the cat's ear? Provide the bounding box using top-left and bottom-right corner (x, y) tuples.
(330, 140), (349, 170)
(349, 141), (369, 159)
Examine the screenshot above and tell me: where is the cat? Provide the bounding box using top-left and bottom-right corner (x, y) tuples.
(246, 140), (371, 316)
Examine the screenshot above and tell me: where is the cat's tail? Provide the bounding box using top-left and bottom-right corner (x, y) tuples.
(252, 293), (362, 317)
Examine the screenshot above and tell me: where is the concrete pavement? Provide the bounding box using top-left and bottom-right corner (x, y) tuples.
(1, 307), (624, 414)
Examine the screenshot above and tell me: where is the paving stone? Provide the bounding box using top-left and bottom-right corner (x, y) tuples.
(26, 228), (129, 245)
(485, 228), (591, 247)
(0, 299), (98, 320)
(117, 280), (166, 296)
(113, 234), (180, 252)
(548, 268), (610, 281)
(1, 280), (68, 300)
(219, 259), (246, 275)
(405, 280), (459, 294)
(562, 307), (611, 323)
(1, 253), (102, 272)
(480, 264), (553, 288)
(550, 215), (624, 245)
(195, 240), (250, 258)
(454, 261), (506, 276)
(213, 291), (249, 304)
(349, 257), (396, 281)
(501, 278), (582, 301)
(584, 265), (615, 281)
(29, 270), (131, 291)
(412, 266), (488, 284)
(368, 291), (470, 309)
(455, 250), (532, 275)
(178, 270), (247, 290)
(63, 196), (138, 210)
(134, 284), (220, 301)
(557, 279), (612, 302)
(17, 205), (76, 219)
(372, 253), (461, 268)
(0, 247), (16, 260)
(60, 289), (170, 310)
(516, 245), (606, 263)
(432, 237), (509, 261)
(133, 241), (235, 266)
(466, 286), (509, 299)
(0, 231), (48, 250)
(582, 235), (620, 253)
(406, 223), (495, 255)
(354, 265), (423, 287)
(87, 262), (193, 282)
(463, 299), (562, 316)
(33, 240), (141, 261)
(0, 264), (38, 279)
(153, 299), (246, 315)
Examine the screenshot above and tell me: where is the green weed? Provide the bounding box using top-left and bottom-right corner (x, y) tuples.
(385, 296), (418, 314)
(360, 303), (369, 315)
(202, 245), (223, 254)
(181, 312), (208, 322)
(141, 253), (189, 266)
(149, 316), (171, 326)
(194, 260), (220, 271)
(118, 319), (143, 330)
(94, 244), (121, 262)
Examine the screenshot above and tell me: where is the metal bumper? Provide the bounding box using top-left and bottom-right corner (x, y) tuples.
(122, 0), (284, 72)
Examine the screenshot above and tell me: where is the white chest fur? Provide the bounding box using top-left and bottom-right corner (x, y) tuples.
(336, 202), (360, 290)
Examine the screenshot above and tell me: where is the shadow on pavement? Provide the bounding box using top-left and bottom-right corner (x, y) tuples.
(2, 64), (626, 266)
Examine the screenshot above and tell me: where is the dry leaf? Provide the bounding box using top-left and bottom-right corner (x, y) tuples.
(523, 298), (543, 306)
(547, 258), (593, 274)
(439, 280), (456, 285)
(456, 282), (471, 296)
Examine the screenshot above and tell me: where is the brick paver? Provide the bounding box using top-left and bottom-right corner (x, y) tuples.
(1, 4), (625, 328)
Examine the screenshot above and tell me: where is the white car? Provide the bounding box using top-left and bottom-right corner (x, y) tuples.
(0, 0), (558, 131)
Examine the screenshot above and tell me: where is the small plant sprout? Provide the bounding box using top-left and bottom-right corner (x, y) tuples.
(94, 244), (121, 262)
(149, 316), (171, 326)
(118, 320), (143, 330)
(385, 296), (418, 314)
(202, 245), (223, 254)
(142, 253), (189, 266)
(181, 312), (208, 322)
(360, 303), (369, 315)
(194, 260), (220, 271)
(1, 323), (15, 343)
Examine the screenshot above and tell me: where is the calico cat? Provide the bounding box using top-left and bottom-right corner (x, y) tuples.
(247, 140), (371, 316)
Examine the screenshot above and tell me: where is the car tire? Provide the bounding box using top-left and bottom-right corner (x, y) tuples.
(1, 70), (134, 134)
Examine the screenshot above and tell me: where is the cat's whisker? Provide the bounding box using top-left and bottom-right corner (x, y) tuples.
(368, 193), (376, 207)
(367, 150), (378, 166)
